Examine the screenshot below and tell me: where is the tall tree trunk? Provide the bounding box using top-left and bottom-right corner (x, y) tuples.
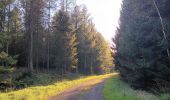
(29, 29), (33, 72)
(64, 63), (67, 74)
(36, 15), (39, 73)
(29, 1), (34, 72)
(76, 65), (78, 73)
(6, 42), (9, 55)
(5, 2), (11, 67)
(84, 55), (87, 71)
(47, 38), (50, 72)
(7, 2), (10, 55)
(47, 0), (51, 72)
(90, 56), (93, 75)
(36, 54), (39, 73)
(152, 0), (170, 60)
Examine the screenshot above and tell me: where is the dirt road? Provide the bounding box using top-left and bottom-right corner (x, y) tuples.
(48, 75), (111, 100)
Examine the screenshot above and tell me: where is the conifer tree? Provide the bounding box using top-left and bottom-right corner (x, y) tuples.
(96, 33), (113, 74)
(114, 0), (170, 91)
(52, 10), (78, 74)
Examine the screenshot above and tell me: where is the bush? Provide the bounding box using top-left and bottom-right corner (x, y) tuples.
(33, 73), (58, 85)
(63, 72), (81, 80)
(13, 71), (34, 89)
(0, 51), (17, 91)
(0, 67), (15, 74)
(159, 94), (170, 100)
(0, 67), (15, 92)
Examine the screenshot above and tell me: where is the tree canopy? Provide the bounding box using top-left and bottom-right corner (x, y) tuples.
(114, 0), (170, 92)
(0, 0), (113, 91)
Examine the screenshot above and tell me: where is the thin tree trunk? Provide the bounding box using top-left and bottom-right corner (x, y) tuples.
(7, 2), (10, 55)
(152, 0), (170, 60)
(84, 55), (87, 70)
(47, 38), (50, 72)
(29, 1), (34, 72)
(5, 3), (11, 67)
(90, 56), (93, 75)
(30, 28), (33, 72)
(61, 65), (64, 75)
(6, 42), (9, 55)
(47, 0), (51, 72)
(14, 20), (17, 56)
(2, 8), (5, 32)
(42, 57), (45, 71)
(64, 63), (67, 74)
(76, 65), (78, 73)
(36, 15), (39, 73)
(36, 55), (39, 73)
(5, 42), (9, 67)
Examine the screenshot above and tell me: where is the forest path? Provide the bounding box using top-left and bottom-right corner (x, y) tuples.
(48, 74), (113, 100)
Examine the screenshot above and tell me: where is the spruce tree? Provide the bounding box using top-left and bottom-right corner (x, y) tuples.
(52, 10), (78, 74)
(114, 0), (170, 92)
(96, 33), (113, 74)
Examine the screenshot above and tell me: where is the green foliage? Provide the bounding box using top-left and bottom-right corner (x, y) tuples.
(0, 67), (15, 74)
(0, 52), (17, 66)
(13, 72), (34, 88)
(103, 75), (158, 100)
(0, 0), (113, 92)
(0, 52), (17, 90)
(114, 0), (170, 93)
(96, 33), (113, 74)
(159, 94), (170, 100)
(33, 73), (58, 85)
(51, 10), (78, 73)
(71, 6), (113, 74)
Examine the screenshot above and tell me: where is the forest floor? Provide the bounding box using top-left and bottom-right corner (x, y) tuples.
(48, 73), (113, 100)
(0, 73), (114, 100)
(103, 75), (170, 100)
(2, 73), (169, 100)
(49, 73), (170, 100)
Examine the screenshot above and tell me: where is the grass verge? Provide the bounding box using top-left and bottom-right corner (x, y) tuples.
(103, 75), (159, 100)
(0, 73), (112, 100)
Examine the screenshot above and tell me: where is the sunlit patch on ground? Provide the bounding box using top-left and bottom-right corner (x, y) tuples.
(0, 74), (114, 100)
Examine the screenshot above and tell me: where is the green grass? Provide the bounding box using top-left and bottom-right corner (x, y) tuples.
(159, 94), (170, 100)
(0, 73), (112, 100)
(103, 75), (160, 100)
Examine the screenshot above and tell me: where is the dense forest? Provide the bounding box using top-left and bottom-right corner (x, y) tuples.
(2, 0), (170, 99)
(0, 0), (113, 91)
(114, 0), (170, 93)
